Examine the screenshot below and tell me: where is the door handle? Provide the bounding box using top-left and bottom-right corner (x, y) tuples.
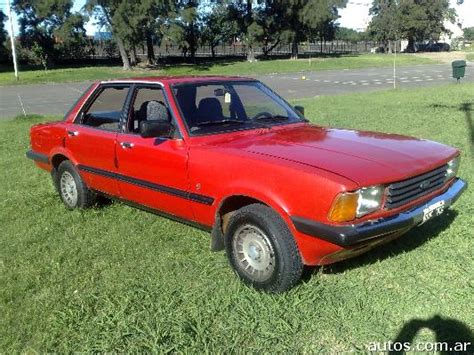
(67, 130), (79, 137)
(120, 142), (134, 149)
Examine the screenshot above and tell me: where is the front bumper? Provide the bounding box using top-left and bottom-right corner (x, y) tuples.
(291, 178), (467, 247)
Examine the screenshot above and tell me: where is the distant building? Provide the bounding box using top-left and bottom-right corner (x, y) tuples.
(94, 32), (113, 41)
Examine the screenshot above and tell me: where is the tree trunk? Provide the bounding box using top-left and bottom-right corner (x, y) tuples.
(116, 36), (131, 71)
(407, 37), (415, 53)
(146, 32), (155, 65)
(211, 45), (216, 58)
(130, 45), (137, 66)
(291, 38), (298, 60)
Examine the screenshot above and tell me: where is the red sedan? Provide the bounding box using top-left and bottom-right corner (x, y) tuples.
(26, 76), (467, 292)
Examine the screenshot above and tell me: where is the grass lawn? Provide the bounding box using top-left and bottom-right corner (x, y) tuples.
(0, 53), (438, 86)
(1, 84), (473, 352)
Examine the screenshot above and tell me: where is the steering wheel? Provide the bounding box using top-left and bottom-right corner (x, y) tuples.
(251, 111), (273, 120)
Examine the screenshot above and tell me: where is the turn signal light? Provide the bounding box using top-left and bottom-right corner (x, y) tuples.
(328, 192), (358, 222)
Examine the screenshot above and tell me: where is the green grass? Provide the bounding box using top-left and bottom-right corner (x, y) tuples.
(466, 53), (474, 62)
(1, 84), (473, 352)
(0, 54), (438, 86)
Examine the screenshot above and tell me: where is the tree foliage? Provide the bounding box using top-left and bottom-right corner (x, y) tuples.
(0, 10), (8, 61)
(463, 27), (474, 41)
(13, 0), (88, 68)
(12, 0), (350, 68)
(369, 0), (457, 52)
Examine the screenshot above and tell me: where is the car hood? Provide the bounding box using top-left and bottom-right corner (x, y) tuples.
(218, 124), (457, 186)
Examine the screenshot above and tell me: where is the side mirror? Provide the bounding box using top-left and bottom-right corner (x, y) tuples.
(140, 120), (174, 138)
(294, 105), (305, 116)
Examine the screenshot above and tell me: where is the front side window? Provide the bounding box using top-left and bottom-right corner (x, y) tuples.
(173, 81), (303, 135)
(127, 86), (169, 133)
(79, 85), (130, 131)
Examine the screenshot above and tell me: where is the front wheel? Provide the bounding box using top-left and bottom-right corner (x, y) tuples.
(225, 204), (303, 292)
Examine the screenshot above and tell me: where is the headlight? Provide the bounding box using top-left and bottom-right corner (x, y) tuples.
(445, 156), (460, 182)
(329, 185), (384, 222)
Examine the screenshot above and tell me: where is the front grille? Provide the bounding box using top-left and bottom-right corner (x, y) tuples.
(385, 164), (448, 209)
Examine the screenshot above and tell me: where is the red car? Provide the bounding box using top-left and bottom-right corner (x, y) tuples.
(27, 76), (466, 292)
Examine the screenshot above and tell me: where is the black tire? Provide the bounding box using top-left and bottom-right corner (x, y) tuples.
(56, 160), (96, 209)
(224, 203), (303, 293)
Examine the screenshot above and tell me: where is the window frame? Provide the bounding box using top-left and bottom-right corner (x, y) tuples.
(73, 83), (132, 133)
(121, 83), (183, 139)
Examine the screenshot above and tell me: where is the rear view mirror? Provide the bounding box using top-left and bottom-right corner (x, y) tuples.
(140, 120), (174, 138)
(294, 105), (305, 116)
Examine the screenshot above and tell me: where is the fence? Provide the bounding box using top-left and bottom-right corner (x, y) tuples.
(89, 40), (378, 60)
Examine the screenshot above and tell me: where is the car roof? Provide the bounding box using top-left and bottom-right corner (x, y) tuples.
(100, 75), (257, 85)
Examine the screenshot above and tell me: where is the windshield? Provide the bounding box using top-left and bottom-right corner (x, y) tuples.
(172, 81), (304, 135)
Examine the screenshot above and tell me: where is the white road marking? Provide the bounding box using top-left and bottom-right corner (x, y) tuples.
(68, 86), (84, 94)
(401, 80), (411, 83)
(17, 94), (27, 117)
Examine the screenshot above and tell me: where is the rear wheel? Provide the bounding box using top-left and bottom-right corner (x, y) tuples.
(56, 160), (96, 209)
(225, 204), (303, 292)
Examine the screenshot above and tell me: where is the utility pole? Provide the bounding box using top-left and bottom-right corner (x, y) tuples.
(6, 0), (19, 81)
(393, 39), (397, 89)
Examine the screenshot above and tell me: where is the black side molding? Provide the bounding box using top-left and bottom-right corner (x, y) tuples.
(78, 164), (215, 206)
(26, 150), (49, 164)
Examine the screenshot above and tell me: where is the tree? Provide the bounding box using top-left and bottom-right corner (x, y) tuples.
(368, 0), (399, 53)
(336, 27), (367, 43)
(86, 0), (132, 70)
(226, 0), (258, 62)
(463, 27), (474, 41)
(398, 0), (455, 52)
(282, 0), (347, 59)
(0, 10), (8, 62)
(369, 0), (457, 53)
(162, 0), (199, 61)
(13, 0), (88, 68)
(252, 1), (287, 57)
(201, 1), (238, 58)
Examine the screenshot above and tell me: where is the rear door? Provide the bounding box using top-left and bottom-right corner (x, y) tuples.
(115, 84), (198, 221)
(65, 84), (131, 196)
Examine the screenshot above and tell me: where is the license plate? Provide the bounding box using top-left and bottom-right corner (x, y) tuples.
(421, 200), (445, 224)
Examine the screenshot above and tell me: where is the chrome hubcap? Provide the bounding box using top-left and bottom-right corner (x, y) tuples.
(233, 224), (275, 282)
(60, 171), (78, 207)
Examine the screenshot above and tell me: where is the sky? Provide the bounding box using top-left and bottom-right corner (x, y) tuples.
(1, 0), (474, 36)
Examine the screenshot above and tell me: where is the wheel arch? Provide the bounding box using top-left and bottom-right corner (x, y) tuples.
(210, 193), (293, 252)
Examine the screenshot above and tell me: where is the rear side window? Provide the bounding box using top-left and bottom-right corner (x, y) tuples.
(79, 86), (130, 131)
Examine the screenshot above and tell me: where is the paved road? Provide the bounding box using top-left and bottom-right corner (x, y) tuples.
(0, 63), (472, 118)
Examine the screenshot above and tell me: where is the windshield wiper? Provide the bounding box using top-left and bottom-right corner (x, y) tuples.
(195, 119), (245, 126)
(253, 114), (290, 121)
